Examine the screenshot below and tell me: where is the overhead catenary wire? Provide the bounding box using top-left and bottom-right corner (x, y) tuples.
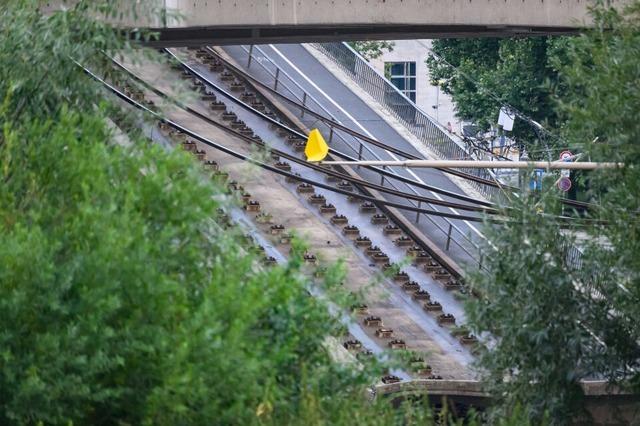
(100, 59), (607, 227)
(162, 49), (500, 208)
(113, 59), (498, 214)
(81, 62), (501, 223)
(204, 46), (513, 190)
(201, 46), (597, 212)
(104, 54), (606, 224)
(110, 57), (501, 215)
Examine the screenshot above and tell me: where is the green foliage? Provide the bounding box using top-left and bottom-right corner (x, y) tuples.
(467, 1), (640, 422)
(427, 37), (569, 152)
(0, 0), (151, 124)
(349, 40), (395, 61)
(0, 1), (416, 424)
(0, 101), (417, 424)
(556, 0), (640, 391)
(465, 193), (590, 421)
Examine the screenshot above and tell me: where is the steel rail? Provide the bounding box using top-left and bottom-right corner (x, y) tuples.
(111, 59), (603, 229)
(208, 46), (595, 212)
(111, 57), (501, 216)
(86, 65), (494, 223)
(207, 46), (509, 190)
(311, 41), (505, 198)
(167, 48), (604, 267)
(82, 62), (614, 369)
(172, 47), (490, 265)
(229, 46), (595, 213)
(181, 49), (495, 208)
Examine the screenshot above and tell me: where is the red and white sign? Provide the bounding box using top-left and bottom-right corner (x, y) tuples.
(557, 176), (572, 192)
(559, 151), (573, 178)
(559, 150), (573, 162)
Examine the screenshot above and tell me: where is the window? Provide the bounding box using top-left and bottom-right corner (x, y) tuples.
(385, 62), (416, 102)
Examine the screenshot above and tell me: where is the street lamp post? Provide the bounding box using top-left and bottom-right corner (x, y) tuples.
(432, 79), (442, 123)
(435, 84), (439, 122)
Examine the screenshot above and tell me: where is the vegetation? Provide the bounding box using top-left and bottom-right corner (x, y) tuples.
(349, 40), (395, 61)
(426, 37), (570, 153)
(467, 1), (640, 423)
(3, 0), (639, 424)
(0, 1), (424, 424)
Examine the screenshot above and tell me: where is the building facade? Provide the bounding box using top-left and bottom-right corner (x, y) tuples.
(368, 40), (461, 134)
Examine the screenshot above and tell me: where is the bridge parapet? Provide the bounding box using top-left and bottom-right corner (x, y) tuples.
(44, 0), (631, 45)
(377, 379), (633, 398)
(378, 379), (640, 423)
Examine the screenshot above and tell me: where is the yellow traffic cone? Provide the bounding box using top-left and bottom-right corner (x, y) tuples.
(304, 128), (329, 162)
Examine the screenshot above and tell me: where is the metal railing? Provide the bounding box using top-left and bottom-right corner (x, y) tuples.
(565, 243), (584, 270)
(223, 44), (485, 269)
(312, 42), (502, 200)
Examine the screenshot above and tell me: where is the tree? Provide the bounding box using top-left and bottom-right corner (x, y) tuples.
(348, 40), (395, 61)
(427, 37), (570, 155)
(466, 1), (640, 422)
(0, 2), (428, 424)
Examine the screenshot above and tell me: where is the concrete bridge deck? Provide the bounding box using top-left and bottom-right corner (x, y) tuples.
(46, 0), (631, 45)
(378, 379), (640, 423)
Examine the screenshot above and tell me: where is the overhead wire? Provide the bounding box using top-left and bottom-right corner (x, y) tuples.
(109, 56), (606, 224)
(110, 57), (500, 215)
(98, 56), (605, 227)
(202, 47), (595, 212)
(204, 46), (514, 190)
(164, 49), (499, 208)
(81, 61), (502, 223)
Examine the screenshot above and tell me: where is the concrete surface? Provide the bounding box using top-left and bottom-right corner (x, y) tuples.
(46, 0), (631, 45)
(368, 40), (460, 131)
(122, 54), (477, 379)
(218, 43), (486, 270)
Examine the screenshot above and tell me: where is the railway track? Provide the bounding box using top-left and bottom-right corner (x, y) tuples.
(100, 45), (626, 385)
(95, 50), (490, 381)
(110, 57), (498, 217)
(206, 46), (509, 193)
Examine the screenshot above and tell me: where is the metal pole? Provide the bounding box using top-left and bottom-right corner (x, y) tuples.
(435, 85), (439, 123)
(328, 127), (334, 143)
(380, 166), (385, 186)
(274, 68), (280, 90)
(317, 159), (622, 170)
(247, 45), (254, 68)
(445, 224), (452, 251)
(301, 93), (307, 118)
(416, 201), (421, 223)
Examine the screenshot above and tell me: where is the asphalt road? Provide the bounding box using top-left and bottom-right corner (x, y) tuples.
(151, 49), (479, 376)
(220, 43), (489, 270)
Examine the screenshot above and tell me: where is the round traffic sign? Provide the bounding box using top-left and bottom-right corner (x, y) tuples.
(559, 150), (573, 162)
(557, 176), (572, 192)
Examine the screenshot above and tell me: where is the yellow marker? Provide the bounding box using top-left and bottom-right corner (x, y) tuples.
(304, 128), (329, 162)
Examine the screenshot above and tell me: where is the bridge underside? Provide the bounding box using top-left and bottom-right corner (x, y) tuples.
(147, 24), (578, 47)
(47, 0), (631, 46)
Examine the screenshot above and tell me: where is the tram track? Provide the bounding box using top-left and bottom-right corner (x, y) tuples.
(163, 49), (496, 210)
(172, 45), (601, 279)
(90, 53), (488, 380)
(170, 46), (498, 270)
(205, 46), (508, 192)
(88, 50), (607, 381)
(110, 56), (499, 216)
(207, 45), (595, 213)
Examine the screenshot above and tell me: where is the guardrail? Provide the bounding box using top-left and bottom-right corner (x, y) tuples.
(228, 44), (485, 269)
(312, 42), (502, 200)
